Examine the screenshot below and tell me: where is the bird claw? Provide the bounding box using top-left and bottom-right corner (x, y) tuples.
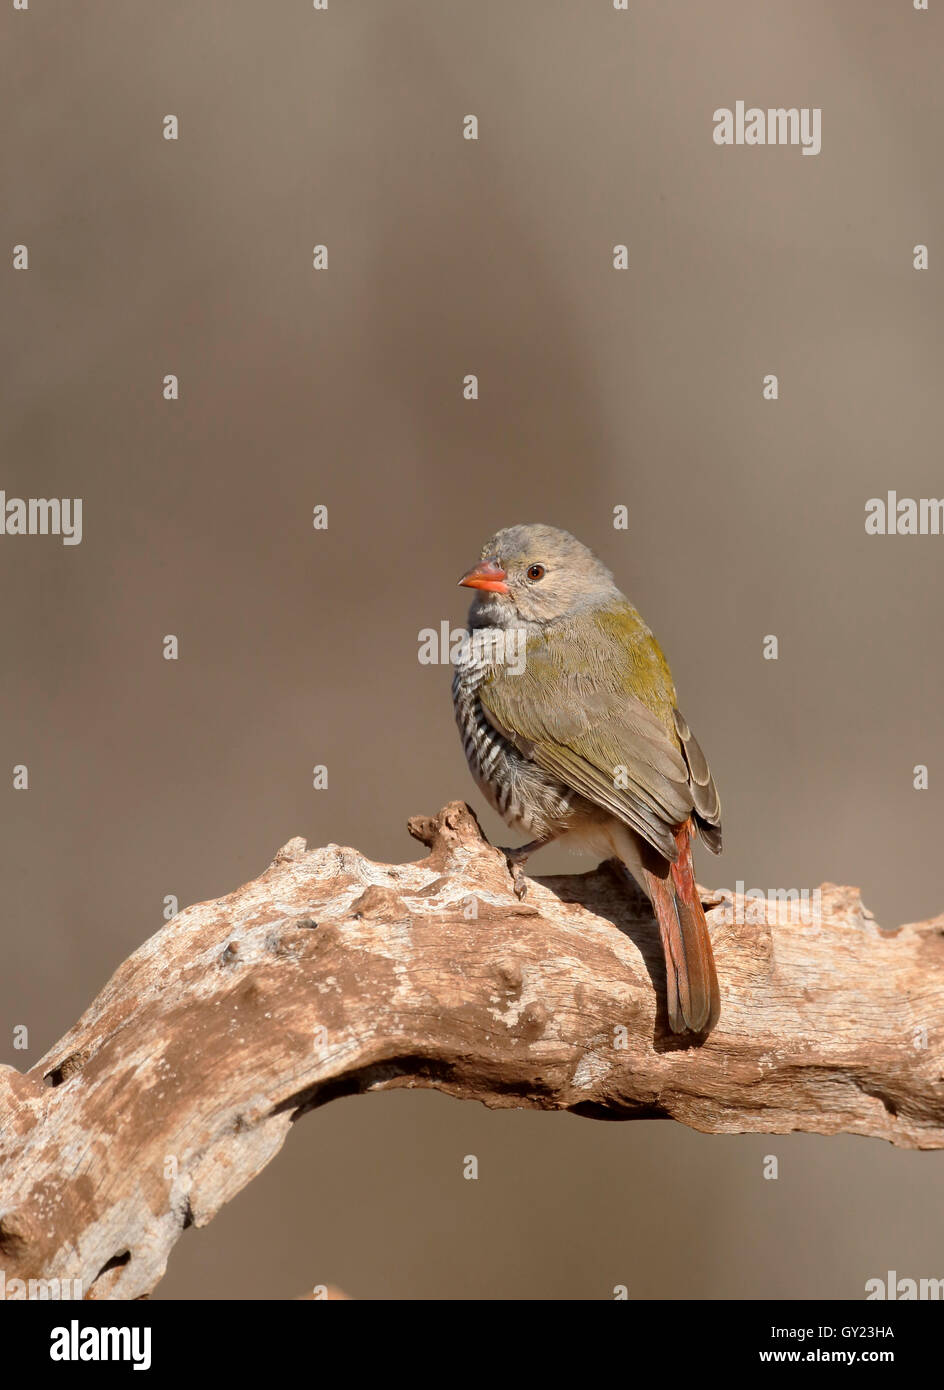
(499, 848), (530, 900)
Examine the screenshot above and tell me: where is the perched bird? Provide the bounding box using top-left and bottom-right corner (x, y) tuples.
(452, 523), (722, 1035)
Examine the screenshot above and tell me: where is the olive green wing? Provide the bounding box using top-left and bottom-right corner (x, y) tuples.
(479, 616), (721, 862)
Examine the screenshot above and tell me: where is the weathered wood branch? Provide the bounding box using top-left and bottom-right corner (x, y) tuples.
(1, 801), (942, 1299)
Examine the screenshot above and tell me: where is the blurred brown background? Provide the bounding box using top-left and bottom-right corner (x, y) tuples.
(2, 0), (942, 1299)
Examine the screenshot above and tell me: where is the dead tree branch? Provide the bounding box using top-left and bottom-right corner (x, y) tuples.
(1, 801), (942, 1299)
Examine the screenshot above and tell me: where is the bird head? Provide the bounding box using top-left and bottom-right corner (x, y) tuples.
(458, 523), (621, 627)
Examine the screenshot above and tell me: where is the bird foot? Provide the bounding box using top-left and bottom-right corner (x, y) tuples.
(498, 847), (531, 900)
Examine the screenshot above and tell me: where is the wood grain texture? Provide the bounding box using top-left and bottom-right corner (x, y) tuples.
(1, 801), (942, 1299)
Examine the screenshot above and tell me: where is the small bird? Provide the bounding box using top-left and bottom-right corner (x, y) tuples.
(452, 523), (722, 1035)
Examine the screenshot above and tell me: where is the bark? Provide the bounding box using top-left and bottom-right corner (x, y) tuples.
(1, 801), (941, 1300)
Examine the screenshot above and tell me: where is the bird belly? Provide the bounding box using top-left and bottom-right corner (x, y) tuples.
(556, 814), (652, 899)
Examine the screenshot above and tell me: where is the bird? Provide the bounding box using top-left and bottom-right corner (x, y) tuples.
(452, 523), (722, 1035)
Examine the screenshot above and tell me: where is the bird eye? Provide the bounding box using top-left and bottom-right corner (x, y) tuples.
(526, 564), (546, 582)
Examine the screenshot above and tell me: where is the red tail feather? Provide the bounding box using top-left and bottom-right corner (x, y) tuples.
(643, 823), (720, 1034)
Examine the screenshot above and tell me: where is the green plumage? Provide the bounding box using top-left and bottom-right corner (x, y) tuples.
(478, 601), (697, 861)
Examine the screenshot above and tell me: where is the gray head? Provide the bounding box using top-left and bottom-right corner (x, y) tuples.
(458, 523), (621, 626)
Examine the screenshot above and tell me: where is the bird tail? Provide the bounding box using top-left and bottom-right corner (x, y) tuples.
(642, 823), (720, 1035)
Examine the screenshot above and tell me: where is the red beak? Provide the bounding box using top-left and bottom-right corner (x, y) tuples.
(458, 560), (510, 594)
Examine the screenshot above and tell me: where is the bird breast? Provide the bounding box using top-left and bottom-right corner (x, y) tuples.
(451, 628), (580, 837)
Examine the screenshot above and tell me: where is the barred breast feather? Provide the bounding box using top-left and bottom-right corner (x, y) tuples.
(451, 628), (578, 838)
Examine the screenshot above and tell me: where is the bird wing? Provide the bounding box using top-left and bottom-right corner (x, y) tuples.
(672, 708), (722, 853)
(478, 612), (721, 862)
